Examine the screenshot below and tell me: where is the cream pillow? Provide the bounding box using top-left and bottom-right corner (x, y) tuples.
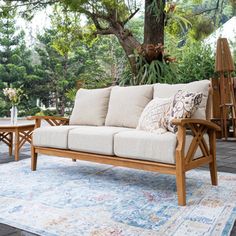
(70, 87), (111, 126)
(105, 85), (153, 128)
(153, 80), (210, 119)
(137, 97), (172, 134)
(167, 90), (203, 133)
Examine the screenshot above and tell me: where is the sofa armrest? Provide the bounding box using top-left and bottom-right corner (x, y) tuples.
(172, 118), (221, 131)
(173, 118), (220, 169)
(27, 116), (70, 128)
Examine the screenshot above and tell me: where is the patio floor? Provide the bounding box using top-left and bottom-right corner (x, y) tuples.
(0, 141), (235, 236)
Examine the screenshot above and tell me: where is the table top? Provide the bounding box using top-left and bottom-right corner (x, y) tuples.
(0, 119), (35, 129)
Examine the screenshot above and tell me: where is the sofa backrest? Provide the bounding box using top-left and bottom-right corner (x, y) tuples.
(153, 80), (211, 120)
(70, 87), (111, 126)
(69, 80), (212, 128)
(206, 86), (212, 120)
(105, 85), (153, 128)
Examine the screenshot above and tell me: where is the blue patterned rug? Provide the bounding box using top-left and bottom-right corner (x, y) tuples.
(0, 155), (236, 236)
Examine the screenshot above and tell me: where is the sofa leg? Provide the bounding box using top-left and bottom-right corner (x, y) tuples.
(209, 162), (218, 186)
(176, 170), (186, 206)
(31, 146), (38, 171)
(209, 152), (218, 186)
(209, 131), (218, 186)
(72, 159), (76, 162)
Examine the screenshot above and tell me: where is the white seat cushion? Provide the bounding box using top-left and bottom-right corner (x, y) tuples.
(70, 87), (111, 126)
(33, 126), (79, 149)
(153, 80), (210, 119)
(105, 85), (153, 128)
(68, 126), (133, 155)
(114, 130), (208, 164)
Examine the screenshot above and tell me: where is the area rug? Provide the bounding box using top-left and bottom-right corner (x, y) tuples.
(0, 156), (236, 236)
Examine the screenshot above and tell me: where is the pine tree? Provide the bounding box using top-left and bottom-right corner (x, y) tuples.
(0, 3), (27, 88)
(0, 2), (39, 116)
(35, 28), (78, 116)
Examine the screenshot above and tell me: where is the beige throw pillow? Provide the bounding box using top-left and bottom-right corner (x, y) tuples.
(137, 98), (172, 134)
(105, 85), (153, 128)
(70, 87), (111, 126)
(153, 80), (210, 119)
(167, 90), (203, 132)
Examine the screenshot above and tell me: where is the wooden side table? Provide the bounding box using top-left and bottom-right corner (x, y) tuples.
(0, 123), (35, 161)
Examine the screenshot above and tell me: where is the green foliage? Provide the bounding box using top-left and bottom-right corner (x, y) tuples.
(51, 6), (82, 56)
(165, 0), (234, 42)
(165, 32), (216, 84)
(120, 37), (216, 86)
(19, 106), (41, 117)
(177, 42), (215, 83)
(188, 16), (214, 41)
(65, 88), (77, 112)
(65, 88), (77, 102)
(34, 10), (119, 114)
(0, 97), (8, 117)
(165, 3), (192, 36)
(35, 109), (60, 117)
(63, 0), (133, 23)
(35, 28), (78, 115)
(72, 34), (125, 88)
(125, 16), (144, 42)
(0, 0), (233, 119)
(0, 2), (39, 117)
(119, 53), (178, 86)
(0, 4), (27, 88)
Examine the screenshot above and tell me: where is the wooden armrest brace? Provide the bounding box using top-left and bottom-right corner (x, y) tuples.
(173, 118), (220, 167)
(27, 116), (69, 128)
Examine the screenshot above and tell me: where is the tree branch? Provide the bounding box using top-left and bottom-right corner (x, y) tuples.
(4, 0), (58, 9)
(79, 8), (113, 35)
(94, 28), (114, 36)
(2, 0), (58, 16)
(190, 0), (220, 17)
(122, 8), (140, 25)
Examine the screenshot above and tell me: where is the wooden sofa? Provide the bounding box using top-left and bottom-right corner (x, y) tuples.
(28, 81), (220, 206)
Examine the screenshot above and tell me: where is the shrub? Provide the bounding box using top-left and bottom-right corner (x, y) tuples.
(35, 109), (60, 117)
(119, 54), (178, 86)
(19, 107), (41, 117)
(119, 41), (215, 86)
(177, 42), (215, 83)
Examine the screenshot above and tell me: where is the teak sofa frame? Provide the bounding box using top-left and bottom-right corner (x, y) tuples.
(28, 115), (220, 206)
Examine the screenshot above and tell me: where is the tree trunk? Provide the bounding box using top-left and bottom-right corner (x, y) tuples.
(117, 38), (139, 75)
(114, 27), (141, 75)
(144, 0), (165, 45)
(60, 53), (68, 116)
(89, 0), (165, 75)
(55, 90), (59, 113)
(60, 95), (65, 116)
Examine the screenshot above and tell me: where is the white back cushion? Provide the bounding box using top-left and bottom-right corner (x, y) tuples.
(70, 87), (111, 126)
(153, 80), (210, 119)
(105, 85), (153, 128)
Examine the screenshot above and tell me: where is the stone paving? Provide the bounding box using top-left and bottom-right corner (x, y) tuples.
(0, 141), (235, 236)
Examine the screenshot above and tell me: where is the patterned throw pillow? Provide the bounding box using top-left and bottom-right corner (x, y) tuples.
(137, 98), (172, 134)
(167, 90), (203, 133)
